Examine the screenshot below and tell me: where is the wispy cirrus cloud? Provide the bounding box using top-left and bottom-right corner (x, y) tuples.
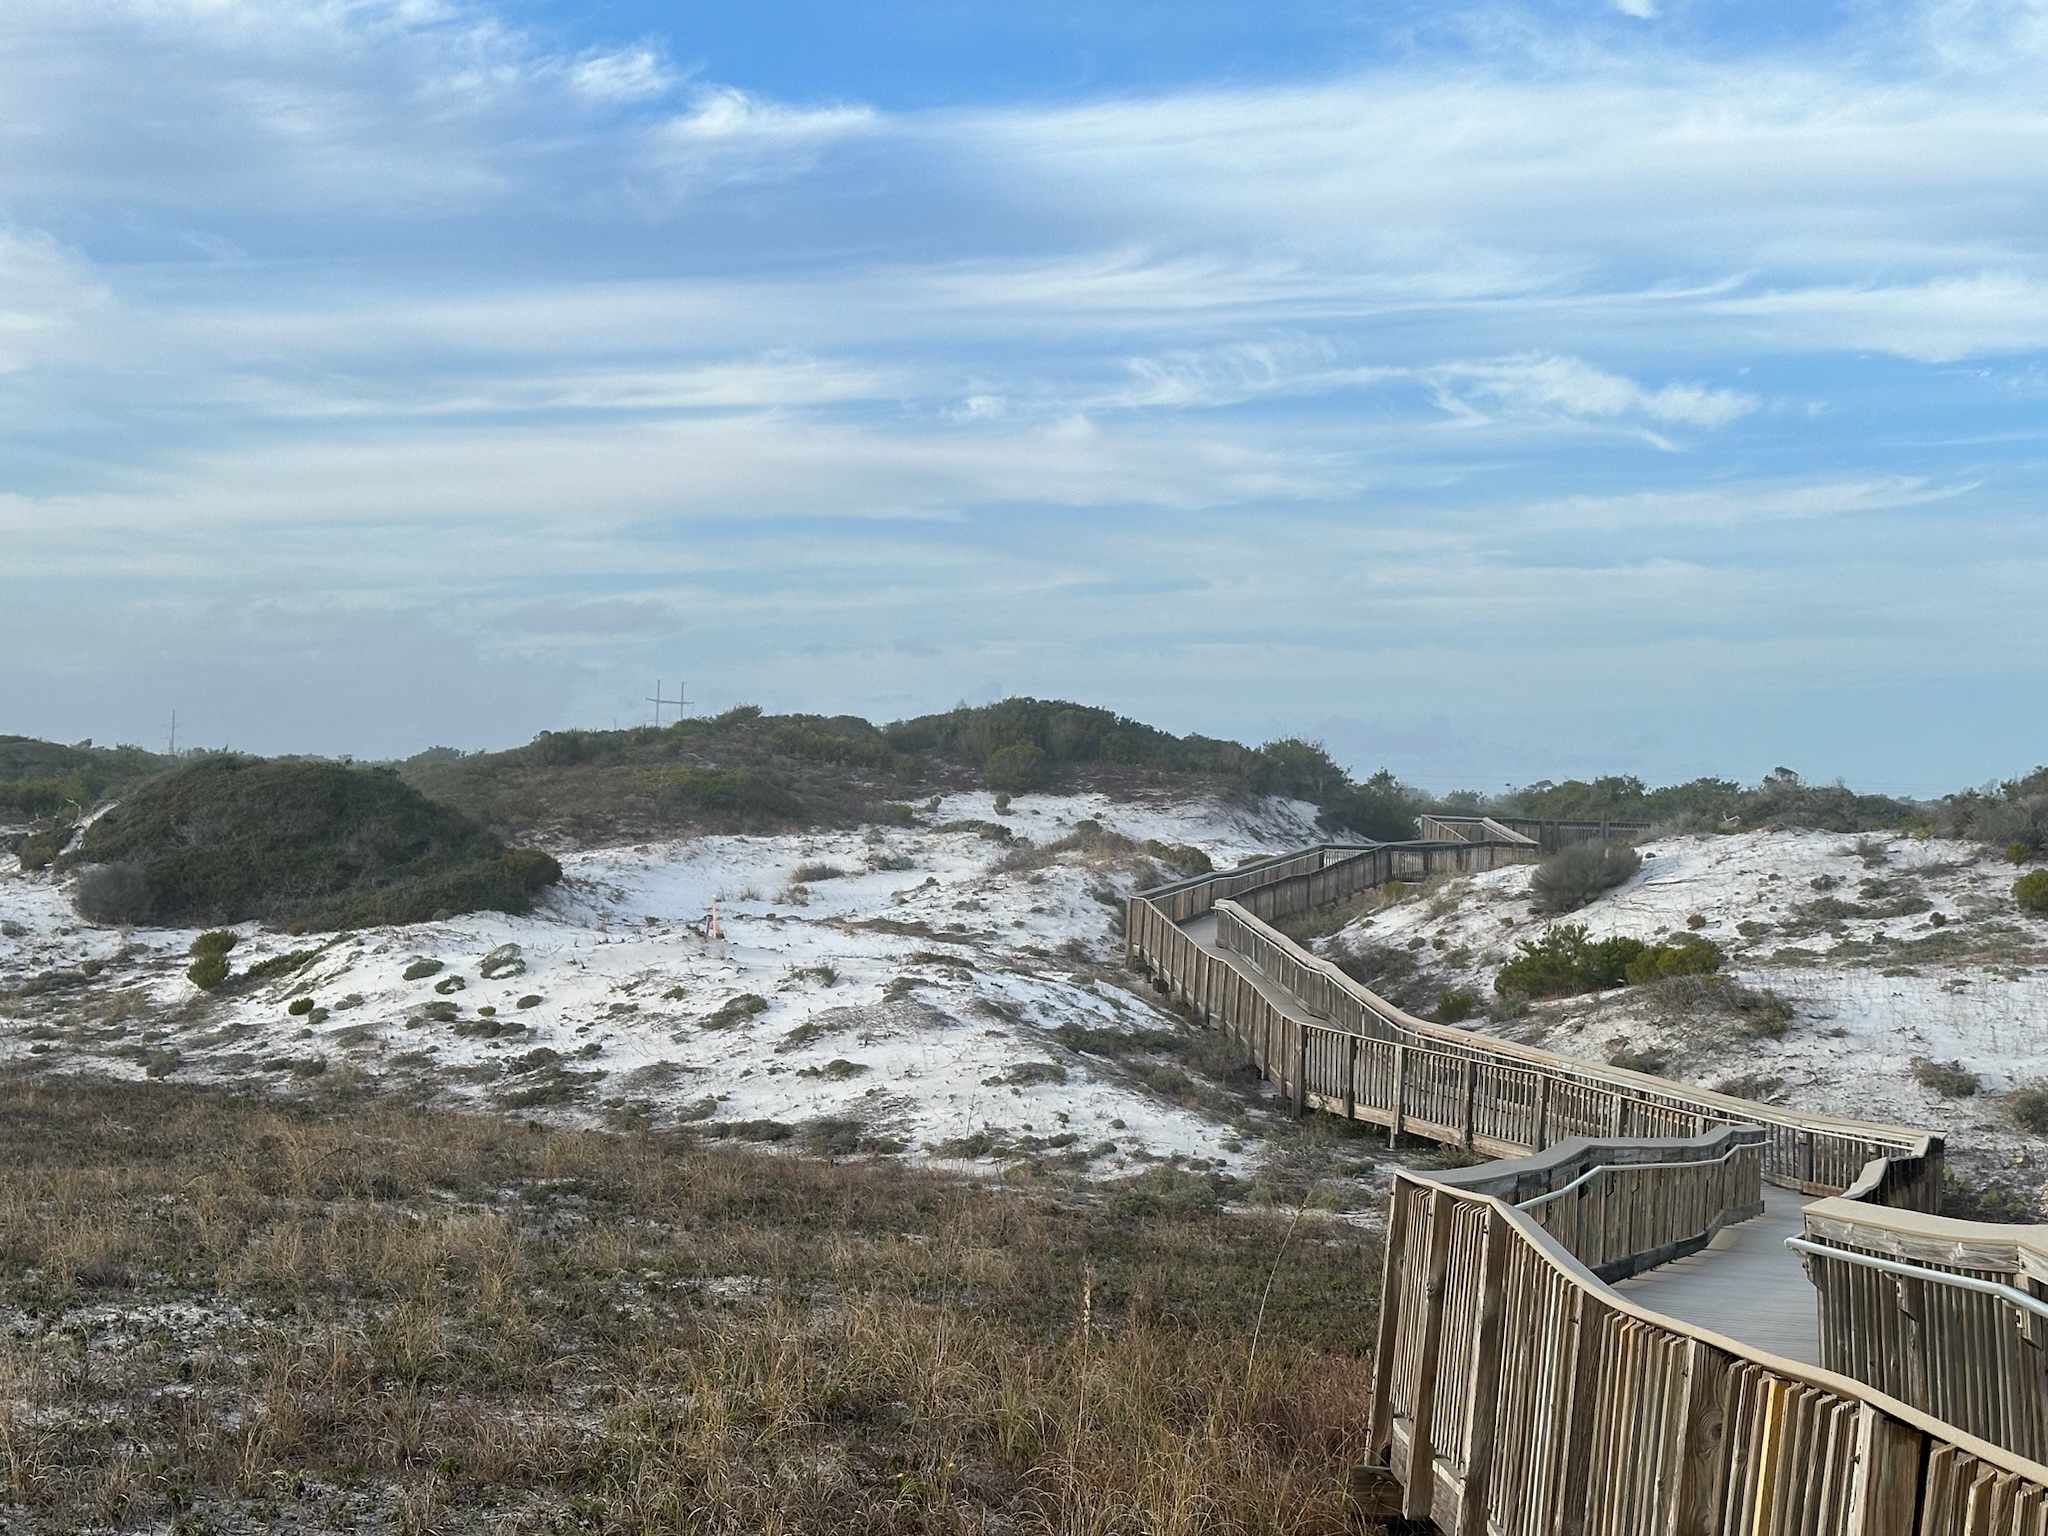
(3, 0), (2048, 785)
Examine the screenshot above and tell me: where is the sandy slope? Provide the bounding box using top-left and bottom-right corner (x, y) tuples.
(1335, 830), (2048, 1186)
(0, 791), (1321, 1173)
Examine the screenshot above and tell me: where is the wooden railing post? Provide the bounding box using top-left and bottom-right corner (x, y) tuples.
(1292, 1022), (1306, 1117)
(1557, 1288), (1611, 1536)
(1462, 1060), (1477, 1150)
(1535, 1076), (1551, 1151)
(1454, 1205), (1511, 1536)
(1401, 1189), (1459, 1522)
(1664, 1338), (1731, 1536)
(1845, 1405), (1926, 1535)
(1392, 1044), (1408, 1146)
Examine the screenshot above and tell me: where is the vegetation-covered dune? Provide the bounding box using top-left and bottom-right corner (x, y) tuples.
(398, 697), (1425, 845)
(62, 755), (559, 930)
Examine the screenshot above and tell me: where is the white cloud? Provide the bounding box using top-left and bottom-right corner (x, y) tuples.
(1425, 354), (1756, 429)
(567, 46), (675, 103)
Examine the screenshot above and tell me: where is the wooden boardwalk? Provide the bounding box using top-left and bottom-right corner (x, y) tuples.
(1612, 1190), (1818, 1364)
(1132, 838), (2048, 1532)
(1187, 903), (1826, 1367)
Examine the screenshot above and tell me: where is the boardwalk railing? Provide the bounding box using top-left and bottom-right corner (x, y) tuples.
(1417, 814), (1651, 851)
(1126, 864), (1941, 1201)
(1796, 1198), (2048, 1466)
(1370, 1172), (2048, 1535)
(1428, 1125), (1765, 1282)
(1126, 829), (2048, 1529)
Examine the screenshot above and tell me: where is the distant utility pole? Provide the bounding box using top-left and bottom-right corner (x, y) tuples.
(645, 679), (690, 728)
(167, 710), (178, 757)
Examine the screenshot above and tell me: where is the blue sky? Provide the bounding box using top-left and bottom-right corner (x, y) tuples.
(3, 0), (2047, 792)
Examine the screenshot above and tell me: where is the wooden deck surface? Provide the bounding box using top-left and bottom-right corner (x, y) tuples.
(1612, 1191), (1818, 1364)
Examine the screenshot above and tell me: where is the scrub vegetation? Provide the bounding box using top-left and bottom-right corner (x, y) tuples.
(61, 755), (560, 931)
(0, 1075), (1377, 1535)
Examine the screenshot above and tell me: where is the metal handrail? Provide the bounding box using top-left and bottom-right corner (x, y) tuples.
(1785, 1235), (2048, 1322)
(1518, 1143), (1752, 1211)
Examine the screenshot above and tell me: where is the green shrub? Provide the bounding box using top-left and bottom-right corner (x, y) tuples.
(186, 953), (229, 990)
(1495, 925), (1647, 999)
(16, 824), (69, 872)
(2009, 1082), (2048, 1135)
(2008, 843), (2035, 865)
(1530, 841), (1642, 915)
(190, 929), (238, 958)
(644, 767), (803, 820)
(2017, 869), (2048, 915)
(1622, 937), (1723, 984)
(985, 743), (1050, 792)
(403, 958), (443, 980)
(1436, 988), (1478, 1023)
(72, 862), (152, 925)
(287, 997), (315, 1017)
(66, 755), (561, 931)
(702, 993), (769, 1030)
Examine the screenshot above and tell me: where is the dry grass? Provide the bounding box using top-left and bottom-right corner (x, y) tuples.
(0, 1075), (1378, 1533)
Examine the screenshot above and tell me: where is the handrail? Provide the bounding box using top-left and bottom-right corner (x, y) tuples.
(1520, 1142), (1750, 1210)
(1369, 1171), (2048, 1532)
(1787, 1235), (2048, 1322)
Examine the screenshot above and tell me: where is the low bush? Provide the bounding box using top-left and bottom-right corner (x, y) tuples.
(186, 953), (229, 990)
(190, 929), (238, 958)
(72, 861), (153, 925)
(702, 993), (769, 1030)
(1911, 1057), (1981, 1098)
(985, 742), (1050, 792)
(2009, 1082), (2048, 1135)
(1435, 988), (1478, 1023)
(1529, 841), (1641, 915)
(2016, 869), (2048, 916)
(67, 755), (562, 931)
(1495, 925), (1721, 1000)
(1621, 936), (1723, 984)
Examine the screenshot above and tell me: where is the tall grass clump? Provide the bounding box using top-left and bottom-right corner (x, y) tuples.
(1529, 840), (1642, 915)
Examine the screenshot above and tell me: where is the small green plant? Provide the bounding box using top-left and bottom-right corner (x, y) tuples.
(2016, 869), (2048, 915)
(286, 997), (315, 1017)
(2007, 843), (2035, 865)
(516, 993), (542, 1009)
(1621, 936), (1722, 984)
(1686, 912), (1707, 930)
(434, 974), (466, 994)
(72, 862), (153, 925)
(702, 993), (769, 1030)
(992, 792), (1012, 814)
(423, 1000), (459, 1023)
(190, 929), (238, 957)
(403, 958), (443, 980)
(186, 953), (229, 990)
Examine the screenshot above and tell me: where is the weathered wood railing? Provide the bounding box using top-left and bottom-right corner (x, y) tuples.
(1429, 1125), (1765, 1283)
(1795, 1197), (2048, 1467)
(1425, 1130), (1761, 1286)
(1128, 831), (2044, 1529)
(1126, 864), (1941, 1201)
(1416, 814), (1650, 851)
(1371, 1172), (2048, 1534)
